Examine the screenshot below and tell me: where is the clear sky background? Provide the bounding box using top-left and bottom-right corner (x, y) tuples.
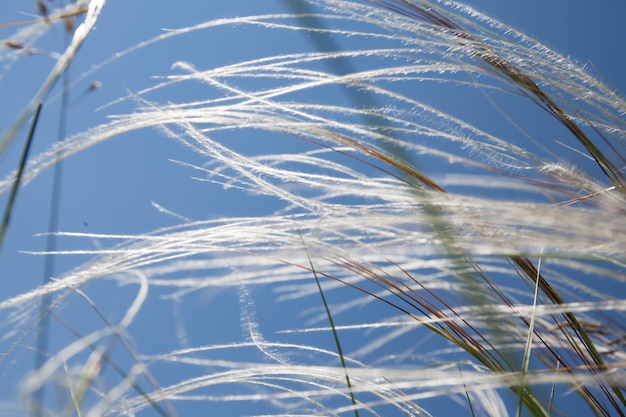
(0, 1), (625, 416)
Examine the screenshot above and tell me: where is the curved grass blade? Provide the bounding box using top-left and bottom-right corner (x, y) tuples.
(0, 103), (43, 257)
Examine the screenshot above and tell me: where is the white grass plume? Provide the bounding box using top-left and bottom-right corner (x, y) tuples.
(0, 0), (103, 155)
(0, 1), (625, 416)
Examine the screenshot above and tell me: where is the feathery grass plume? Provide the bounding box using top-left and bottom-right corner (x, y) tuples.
(0, 0), (97, 156)
(0, 0), (625, 416)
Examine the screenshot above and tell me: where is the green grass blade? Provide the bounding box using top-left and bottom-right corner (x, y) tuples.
(299, 230), (360, 417)
(516, 253), (542, 417)
(457, 360), (476, 417)
(0, 103), (43, 257)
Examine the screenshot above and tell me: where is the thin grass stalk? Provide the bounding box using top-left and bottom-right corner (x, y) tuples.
(517, 254), (542, 417)
(50, 314), (174, 417)
(0, 103), (42, 255)
(457, 360), (477, 417)
(300, 231), (361, 417)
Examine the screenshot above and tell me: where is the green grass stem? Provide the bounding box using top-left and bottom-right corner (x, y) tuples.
(299, 230), (360, 417)
(0, 103), (42, 257)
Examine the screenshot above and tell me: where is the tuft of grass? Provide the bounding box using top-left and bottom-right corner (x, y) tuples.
(0, 1), (625, 416)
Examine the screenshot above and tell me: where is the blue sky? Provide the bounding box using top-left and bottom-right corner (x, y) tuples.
(1, 1), (625, 416)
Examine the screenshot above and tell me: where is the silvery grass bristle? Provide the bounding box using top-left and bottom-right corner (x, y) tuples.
(0, 0), (625, 416)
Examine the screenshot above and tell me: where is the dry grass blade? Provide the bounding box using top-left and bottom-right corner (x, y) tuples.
(0, 7), (88, 28)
